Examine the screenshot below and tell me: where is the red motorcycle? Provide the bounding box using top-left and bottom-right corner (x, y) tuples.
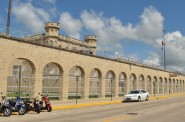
(40, 96), (52, 112)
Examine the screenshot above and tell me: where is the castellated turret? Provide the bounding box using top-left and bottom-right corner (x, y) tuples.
(84, 35), (97, 47)
(44, 22), (60, 47)
(84, 35), (97, 55)
(45, 22), (60, 37)
(43, 22), (97, 55)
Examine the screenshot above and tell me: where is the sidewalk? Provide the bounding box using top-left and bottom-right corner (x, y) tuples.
(51, 93), (185, 111)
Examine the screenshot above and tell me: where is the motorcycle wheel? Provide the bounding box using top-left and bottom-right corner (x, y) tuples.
(3, 108), (11, 117)
(35, 106), (40, 114)
(18, 107), (26, 115)
(47, 107), (52, 112)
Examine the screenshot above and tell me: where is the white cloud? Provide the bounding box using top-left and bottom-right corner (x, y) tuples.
(12, 2), (50, 33)
(80, 10), (136, 46)
(79, 7), (185, 72)
(143, 52), (160, 66)
(80, 6), (164, 52)
(149, 31), (185, 72)
(164, 32), (185, 66)
(59, 12), (82, 39)
(135, 6), (164, 44)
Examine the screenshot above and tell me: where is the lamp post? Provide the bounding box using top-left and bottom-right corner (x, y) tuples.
(153, 81), (155, 97)
(18, 65), (22, 97)
(107, 78), (113, 101)
(121, 80), (124, 97)
(169, 80), (171, 94)
(73, 69), (81, 104)
(76, 76), (79, 104)
(111, 78), (113, 101)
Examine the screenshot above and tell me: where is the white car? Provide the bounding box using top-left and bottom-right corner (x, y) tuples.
(123, 89), (149, 102)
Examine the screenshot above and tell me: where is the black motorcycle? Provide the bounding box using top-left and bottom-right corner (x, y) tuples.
(24, 95), (41, 114)
(0, 96), (12, 116)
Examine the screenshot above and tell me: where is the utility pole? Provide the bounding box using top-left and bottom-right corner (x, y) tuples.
(6, 0), (12, 35)
(162, 29), (166, 70)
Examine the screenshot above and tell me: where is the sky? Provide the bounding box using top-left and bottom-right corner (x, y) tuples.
(1, 0), (185, 73)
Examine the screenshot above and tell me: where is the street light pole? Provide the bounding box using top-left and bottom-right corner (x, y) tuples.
(111, 78), (112, 101)
(122, 80), (124, 96)
(18, 65), (22, 97)
(153, 82), (155, 97)
(162, 29), (166, 70)
(76, 76), (79, 104)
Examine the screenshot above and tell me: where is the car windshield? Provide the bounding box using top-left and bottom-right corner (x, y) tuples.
(128, 90), (140, 94)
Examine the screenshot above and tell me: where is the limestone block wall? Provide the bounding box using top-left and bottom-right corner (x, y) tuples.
(0, 36), (185, 100)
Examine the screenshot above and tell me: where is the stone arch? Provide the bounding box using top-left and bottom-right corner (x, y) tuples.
(138, 74), (145, 89)
(42, 62), (63, 100)
(146, 75), (151, 94)
(118, 72), (127, 96)
(68, 66), (85, 99)
(164, 78), (168, 94)
(7, 58), (35, 98)
(89, 68), (102, 98)
(153, 76), (157, 95)
(68, 65), (85, 99)
(130, 73), (137, 91)
(159, 77), (163, 94)
(105, 70), (116, 98)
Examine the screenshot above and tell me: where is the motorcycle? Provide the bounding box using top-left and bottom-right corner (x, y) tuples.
(0, 96), (12, 116)
(33, 97), (41, 114)
(40, 96), (52, 112)
(9, 97), (26, 115)
(24, 94), (41, 114)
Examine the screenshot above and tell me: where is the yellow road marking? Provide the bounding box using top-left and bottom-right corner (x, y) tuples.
(104, 115), (129, 122)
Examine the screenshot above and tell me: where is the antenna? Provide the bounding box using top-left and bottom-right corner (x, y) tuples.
(6, 0), (12, 35)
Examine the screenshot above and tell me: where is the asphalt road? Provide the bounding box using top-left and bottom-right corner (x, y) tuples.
(1, 96), (185, 122)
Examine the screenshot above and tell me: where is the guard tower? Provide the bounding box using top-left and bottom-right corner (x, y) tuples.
(45, 22), (60, 37)
(44, 22), (60, 47)
(84, 35), (97, 55)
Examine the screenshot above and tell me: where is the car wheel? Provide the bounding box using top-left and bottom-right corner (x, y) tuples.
(146, 96), (149, 101)
(137, 96), (141, 102)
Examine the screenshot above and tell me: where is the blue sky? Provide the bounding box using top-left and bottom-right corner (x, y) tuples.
(1, 0), (185, 72)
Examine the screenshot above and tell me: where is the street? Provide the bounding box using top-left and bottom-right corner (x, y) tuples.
(1, 96), (185, 122)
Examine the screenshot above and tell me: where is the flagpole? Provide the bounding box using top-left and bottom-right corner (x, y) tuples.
(162, 29), (166, 70)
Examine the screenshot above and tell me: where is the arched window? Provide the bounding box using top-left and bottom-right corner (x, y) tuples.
(119, 72), (127, 96)
(89, 68), (102, 98)
(42, 63), (62, 100)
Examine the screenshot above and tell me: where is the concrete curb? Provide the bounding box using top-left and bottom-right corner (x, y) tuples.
(52, 93), (185, 111)
(1, 93), (184, 116)
(53, 100), (122, 110)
